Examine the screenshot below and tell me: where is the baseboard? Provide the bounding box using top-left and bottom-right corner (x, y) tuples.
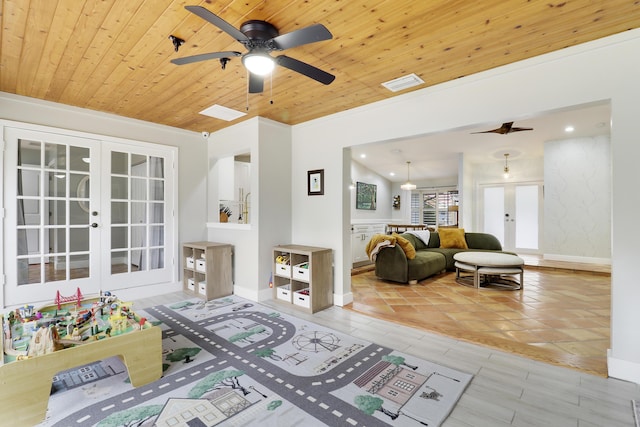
(608, 349), (640, 384)
(544, 253), (611, 265)
(117, 281), (181, 302)
(232, 284), (263, 303)
(334, 292), (353, 307)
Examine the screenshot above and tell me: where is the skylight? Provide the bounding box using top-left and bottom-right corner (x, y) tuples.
(199, 104), (247, 121)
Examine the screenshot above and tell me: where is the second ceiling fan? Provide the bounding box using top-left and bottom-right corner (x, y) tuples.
(171, 5), (335, 93)
(472, 122), (533, 135)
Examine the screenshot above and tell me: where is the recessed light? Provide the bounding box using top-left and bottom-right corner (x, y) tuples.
(565, 125), (575, 133)
(389, 172), (395, 177)
(360, 154), (366, 159)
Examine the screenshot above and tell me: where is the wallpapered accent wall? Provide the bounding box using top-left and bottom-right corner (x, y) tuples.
(544, 135), (611, 260)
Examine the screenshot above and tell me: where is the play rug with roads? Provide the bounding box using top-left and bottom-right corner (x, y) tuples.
(38, 296), (472, 427)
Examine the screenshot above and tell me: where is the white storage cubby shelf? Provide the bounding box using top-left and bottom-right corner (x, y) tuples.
(272, 244), (332, 314)
(183, 242), (233, 301)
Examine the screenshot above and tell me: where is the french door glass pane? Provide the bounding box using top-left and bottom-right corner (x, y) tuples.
(50, 228), (65, 251)
(46, 172), (66, 196)
(112, 151), (128, 174)
(69, 146), (90, 171)
(112, 202), (127, 224)
(70, 254), (90, 279)
(111, 251), (127, 274)
(112, 177), (128, 198)
(44, 143), (65, 169)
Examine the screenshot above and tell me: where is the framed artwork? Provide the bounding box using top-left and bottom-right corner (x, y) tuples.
(307, 169), (324, 195)
(356, 181), (377, 210)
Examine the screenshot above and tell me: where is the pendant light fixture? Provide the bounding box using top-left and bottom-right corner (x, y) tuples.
(503, 153), (510, 179)
(401, 161), (417, 190)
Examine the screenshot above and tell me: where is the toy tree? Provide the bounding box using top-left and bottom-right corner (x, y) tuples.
(96, 404), (163, 427)
(382, 354), (418, 370)
(354, 395), (399, 420)
(188, 370), (250, 398)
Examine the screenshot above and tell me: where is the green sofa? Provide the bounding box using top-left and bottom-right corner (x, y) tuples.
(374, 231), (507, 284)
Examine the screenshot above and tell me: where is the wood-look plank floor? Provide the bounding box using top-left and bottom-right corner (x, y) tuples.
(132, 290), (637, 427)
(348, 257), (611, 377)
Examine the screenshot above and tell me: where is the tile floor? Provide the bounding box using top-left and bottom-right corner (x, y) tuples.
(349, 259), (611, 377)
(136, 291), (639, 426)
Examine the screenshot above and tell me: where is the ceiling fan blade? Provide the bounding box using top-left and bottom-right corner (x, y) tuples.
(471, 129), (503, 134)
(270, 24), (333, 51)
(171, 51), (241, 65)
(275, 55), (335, 85)
(185, 5), (249, 43)
(510, 127), (534, 132)
(248, 73), (264, 93)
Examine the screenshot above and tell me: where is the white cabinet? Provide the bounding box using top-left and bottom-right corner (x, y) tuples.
(273, 245), (332, 314)
(351, 223), (386, 266)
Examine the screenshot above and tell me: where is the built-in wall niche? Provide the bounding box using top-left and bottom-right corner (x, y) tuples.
(218, 153), (251, 224)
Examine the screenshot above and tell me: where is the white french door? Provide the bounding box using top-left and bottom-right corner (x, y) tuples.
(3, 125), (175, 306)
(480, 182), (543, 253)
(101, 142), (174, 291)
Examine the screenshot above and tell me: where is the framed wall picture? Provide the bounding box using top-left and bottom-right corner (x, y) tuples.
(356, 181), (377, 210)
(307, 169), (324, 195)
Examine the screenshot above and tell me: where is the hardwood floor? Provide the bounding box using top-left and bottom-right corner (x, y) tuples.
(348, 257), (611, 377)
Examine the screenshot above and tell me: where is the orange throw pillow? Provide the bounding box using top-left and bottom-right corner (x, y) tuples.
(439, 228), (468, 249)
(392, 233), (416, 259)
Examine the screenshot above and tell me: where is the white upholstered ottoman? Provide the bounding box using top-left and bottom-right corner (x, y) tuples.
(454, 252), (524, 290)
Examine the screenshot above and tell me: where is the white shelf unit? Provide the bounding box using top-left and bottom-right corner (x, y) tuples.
(183, 241), (233, 301)
(272, 244), (332, 314)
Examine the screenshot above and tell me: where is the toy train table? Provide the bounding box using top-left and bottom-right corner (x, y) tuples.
(0, 290), (162, 425)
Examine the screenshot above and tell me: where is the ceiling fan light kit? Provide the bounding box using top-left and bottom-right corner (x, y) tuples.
(170, 5), (335, 94)
(242, 52), (274, 76)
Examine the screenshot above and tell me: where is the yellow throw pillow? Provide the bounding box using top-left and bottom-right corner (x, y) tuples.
(392, 233), (416, 259)
(439, 228), (468, 249)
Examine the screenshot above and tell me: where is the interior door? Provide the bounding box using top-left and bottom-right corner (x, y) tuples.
(480, 182), (543, 253)
(4, 127), (101, 306)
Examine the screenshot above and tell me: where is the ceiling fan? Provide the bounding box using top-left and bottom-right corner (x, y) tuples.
(471, 122), (533, 135)
(171, 5), (335, 93)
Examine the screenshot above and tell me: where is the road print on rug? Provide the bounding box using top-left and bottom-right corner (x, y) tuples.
(39, 296), (472, 427)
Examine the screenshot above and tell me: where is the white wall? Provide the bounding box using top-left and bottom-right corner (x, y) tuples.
(207, 117), (291, 302)
(544, 136), (611, 262)
(290, 29), (640, 383)
(350, 160), (392, 223)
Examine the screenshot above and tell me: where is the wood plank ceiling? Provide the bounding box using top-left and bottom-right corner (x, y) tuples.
(2, 0), (639, 134)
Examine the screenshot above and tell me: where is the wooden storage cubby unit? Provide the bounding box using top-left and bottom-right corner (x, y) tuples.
(183, 241), (233, 301)
(273, 244), (332, 313)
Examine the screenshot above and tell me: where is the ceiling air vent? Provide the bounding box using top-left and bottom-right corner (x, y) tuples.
(381, 73), (425, 92)
(199, 104), (247, 121)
